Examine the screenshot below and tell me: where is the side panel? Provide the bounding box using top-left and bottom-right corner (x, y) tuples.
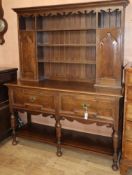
(96, 29), (122, 88)
(19, 31), (38, 81)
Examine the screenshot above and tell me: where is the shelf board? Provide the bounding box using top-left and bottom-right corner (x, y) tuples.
(37, 59), (96, 65)
(43, 76), (95, 83)
(19, 27), (120, 32)
(36, 28), (96, 32)
(17, 123), (113, 156)
(19, 29), (35, 32)
(37, 43), (96, 47)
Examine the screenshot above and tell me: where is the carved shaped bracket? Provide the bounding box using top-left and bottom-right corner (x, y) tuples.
(61, 116), (113, 128)
(19, 9), (96, 17)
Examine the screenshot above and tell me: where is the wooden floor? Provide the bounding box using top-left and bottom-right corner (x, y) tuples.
(0, 138), (132, 175)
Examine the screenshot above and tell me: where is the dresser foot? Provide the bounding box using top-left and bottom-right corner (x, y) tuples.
(112, 130), (119, 171)
(112, 162), (118, 171)
(12, 140), (17, 145)
(12, 130), (17, 145)
(56, 150), (62, 157)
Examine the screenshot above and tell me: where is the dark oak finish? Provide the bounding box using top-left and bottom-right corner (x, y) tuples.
(0, 68), (17, 141)
(120, 64), (132, 175)
(7, 80), (122, 170)
(6, 0), (129, 171)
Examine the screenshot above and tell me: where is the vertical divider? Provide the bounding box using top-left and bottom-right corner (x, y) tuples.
(35, 14), (39, 80)
(102, 11), (104, 28)
(109, 9), (111, 28)
(59, 30), (60, 64)
(115, 10), (117, 28)
(64, 30), (65, 63)
(43, 15), (45, 79)
(95, 8), (98, 84)
(49, 15), (52, 76)
(90, 12), (92, 28)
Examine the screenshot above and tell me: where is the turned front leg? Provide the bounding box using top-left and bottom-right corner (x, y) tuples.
(55, 118), (62, 157)
(112, 130), (118, 171)
(11, 113), (17, 145)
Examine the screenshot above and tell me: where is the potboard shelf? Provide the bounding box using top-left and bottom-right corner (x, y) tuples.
(17, 123), (113, 155)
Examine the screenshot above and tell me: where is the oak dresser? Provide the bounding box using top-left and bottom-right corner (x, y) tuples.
(6, 0), (129, 170)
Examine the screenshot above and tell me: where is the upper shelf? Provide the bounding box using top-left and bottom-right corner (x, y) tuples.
(37, 43), (96, 47)
(37, 59), (96, 65)
(18, 8), (122, 31)
(36, 28), (96, 32)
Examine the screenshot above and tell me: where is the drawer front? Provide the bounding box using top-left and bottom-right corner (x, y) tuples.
(126, 87), (132, 101)
(126, 71), (132, 85)
(96, 97), (115, 119)
(12, 87), (55, 113)
(125, 121), (132, 140)
(125, 102), (132, 121)
(59, 94), (96, 117)
(124, 141), (132, 160)
(59, 93), (115, 119)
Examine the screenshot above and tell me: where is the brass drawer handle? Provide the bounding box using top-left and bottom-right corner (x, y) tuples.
(81, 104), (90, 120)
(29, 96), (36, 102)
(82, 104), (90, 110)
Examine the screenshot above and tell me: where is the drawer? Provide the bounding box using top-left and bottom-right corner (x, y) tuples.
(125, 121), (132, 140)
(12, 87), (55, 113)
(59, 93), (115, 120)
(59, 94), (96, 116)
(124, 140), (132, 160)
(126, 87), (132, 101)
(96, 97), (115, 119)
(125, 102), (132, 121)
(126, 71), (132, 85)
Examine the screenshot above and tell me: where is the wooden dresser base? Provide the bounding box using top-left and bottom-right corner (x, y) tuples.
(8, 0), (129, 171)
(6, 80), (123, 171)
